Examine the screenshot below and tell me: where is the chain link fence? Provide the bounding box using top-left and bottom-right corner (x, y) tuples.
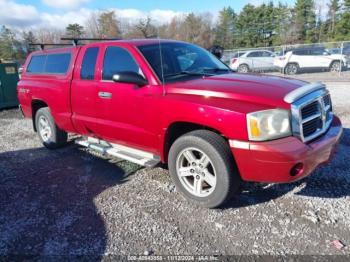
(222, 41), (350, 80)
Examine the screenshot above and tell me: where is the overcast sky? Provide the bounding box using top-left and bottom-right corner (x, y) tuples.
(0, 0), (313, 30)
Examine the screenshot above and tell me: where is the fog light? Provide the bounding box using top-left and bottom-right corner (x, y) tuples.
(290, 163), (304, 177)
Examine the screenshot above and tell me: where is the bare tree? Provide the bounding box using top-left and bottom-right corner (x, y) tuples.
(85, 12), (100, 38)
(98, 11), (121, 38)
(135, 17), (157, 38)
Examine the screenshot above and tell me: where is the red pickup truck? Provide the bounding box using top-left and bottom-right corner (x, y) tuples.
(17, 39), (343, 208)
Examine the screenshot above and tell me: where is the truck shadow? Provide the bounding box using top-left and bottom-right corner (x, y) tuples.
(0, 145), (139, 259)
(226, 127), (350, 209)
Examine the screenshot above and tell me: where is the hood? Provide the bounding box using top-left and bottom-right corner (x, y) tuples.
(330, 54), (347, 60)
(166, 73), (307, 109)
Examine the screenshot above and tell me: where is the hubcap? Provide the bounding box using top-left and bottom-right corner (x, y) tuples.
(38, 116), (52, 142)
(176, 147), (217, 197)
(287, 65), (297, 74)
(331, 62), (340, 72)
(239, 65), (248, 73)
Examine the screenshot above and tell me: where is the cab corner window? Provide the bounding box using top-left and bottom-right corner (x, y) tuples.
(102, 46), (140, 80)
(81, 47), (99, 80)
(45, 53), (71, 74)
(27, 53), (71, 74)
(27, 55), (46, 73)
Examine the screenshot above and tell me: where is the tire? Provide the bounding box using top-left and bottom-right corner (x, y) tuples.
(330, 61), (341, 72)
(35, 107), (67, 149)
(168, 130), (241, 208)
(284, 63), (299, 75)
(237, 64), (249, 73)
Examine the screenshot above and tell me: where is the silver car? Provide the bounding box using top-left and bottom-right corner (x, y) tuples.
(230, 50), (276, 73)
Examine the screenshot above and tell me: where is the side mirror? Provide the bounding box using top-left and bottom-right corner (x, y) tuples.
(112, 71), (148, 86)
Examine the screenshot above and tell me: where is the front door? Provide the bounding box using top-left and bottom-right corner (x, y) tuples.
(93, 44), (160, 153)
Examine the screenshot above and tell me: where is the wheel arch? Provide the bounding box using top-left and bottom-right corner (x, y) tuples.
(238, 63), (250, 72)
(31, 99), (48, 132)
(329, 59), (341, 68)
(162, 121), (230, 163)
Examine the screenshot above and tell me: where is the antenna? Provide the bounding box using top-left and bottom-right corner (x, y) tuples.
(156, 31), (166, 96)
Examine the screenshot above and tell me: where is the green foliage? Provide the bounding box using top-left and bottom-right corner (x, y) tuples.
(0, 26), (25, 62)
(214, 7), (236, 48)
(65, 23), (85, 38)
(334, 0), (350, 40)
(294, 0), (317, 42)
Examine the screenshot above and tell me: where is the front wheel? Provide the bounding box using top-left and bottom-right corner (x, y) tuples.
(284, 63), (299, 75)
(168, 130), (241, 208)
(330, 61), (341, 72)
(35, 107), (68, 149)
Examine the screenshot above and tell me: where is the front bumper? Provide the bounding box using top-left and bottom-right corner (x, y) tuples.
(230, 116), (343, 183)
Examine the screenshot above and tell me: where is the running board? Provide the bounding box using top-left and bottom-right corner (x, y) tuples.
(75, 137), (160, 168)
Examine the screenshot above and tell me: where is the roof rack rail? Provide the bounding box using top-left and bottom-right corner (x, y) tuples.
(60, 37), (123, 46)
(29, 43), (72, 50)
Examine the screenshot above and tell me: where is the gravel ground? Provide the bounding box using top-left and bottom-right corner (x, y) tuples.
(0, 82), (350, 258)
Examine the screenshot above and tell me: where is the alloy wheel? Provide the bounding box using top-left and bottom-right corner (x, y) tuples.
(38, 115), (52, 142)
(176, 147), (217, 197)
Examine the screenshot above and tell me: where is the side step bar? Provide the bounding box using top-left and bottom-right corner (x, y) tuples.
(75, 137), (160, 168)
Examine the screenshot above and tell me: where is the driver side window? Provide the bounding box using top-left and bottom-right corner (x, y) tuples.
(102, 46), (141, 80)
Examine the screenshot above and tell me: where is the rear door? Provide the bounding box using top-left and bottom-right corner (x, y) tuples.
(246, 51), (263, 70)
(71, 45), (100, 135)
(291, 49), (311, 68)
(260, 51), (275, 70)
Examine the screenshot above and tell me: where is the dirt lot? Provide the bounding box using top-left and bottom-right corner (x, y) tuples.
(1, 82), (350, 258)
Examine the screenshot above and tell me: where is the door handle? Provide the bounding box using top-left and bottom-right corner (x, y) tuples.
(98, 91), (112, 99)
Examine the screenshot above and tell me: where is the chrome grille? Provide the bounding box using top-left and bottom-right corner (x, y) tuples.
(291, 88), (333, 143)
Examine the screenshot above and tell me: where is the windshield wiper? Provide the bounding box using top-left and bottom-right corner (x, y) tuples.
(202, 68), (232, 73)
(164, 71), (213, 78)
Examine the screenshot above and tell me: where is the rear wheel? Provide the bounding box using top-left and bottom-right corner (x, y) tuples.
(168, 130), (241, 208)
(35, 107), (67, 149)
(284, 63), (299, 75)
(237, 64), (249, 73)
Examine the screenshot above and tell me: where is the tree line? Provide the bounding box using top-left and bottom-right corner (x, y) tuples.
(1, 0), (350, 62)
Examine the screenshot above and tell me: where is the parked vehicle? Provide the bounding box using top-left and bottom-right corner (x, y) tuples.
(223, 51), (245, 67)
(274, 47), (348, 74)
(230, 50), (276, 73)
(326, 48), (341, 55)
(18, 39), (343, 208)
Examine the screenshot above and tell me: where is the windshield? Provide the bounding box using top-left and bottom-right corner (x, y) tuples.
(138, 42), (230, 83)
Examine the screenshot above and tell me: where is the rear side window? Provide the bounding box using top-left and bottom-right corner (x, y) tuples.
(45, 53), (71, 74)
(247, 52), (262, 57)
(293, 50), (308, 55)
(27, 55), (46, 73)
(102, 46), (140, 80)
(26, 53), (71, 74)
(81, 47), (99, 80)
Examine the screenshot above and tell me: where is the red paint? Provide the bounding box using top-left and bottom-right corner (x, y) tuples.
(18, 39), (343, 183)
(231, 116), (342, 183)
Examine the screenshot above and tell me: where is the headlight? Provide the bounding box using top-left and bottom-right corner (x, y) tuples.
(247, 109), (291, 141)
